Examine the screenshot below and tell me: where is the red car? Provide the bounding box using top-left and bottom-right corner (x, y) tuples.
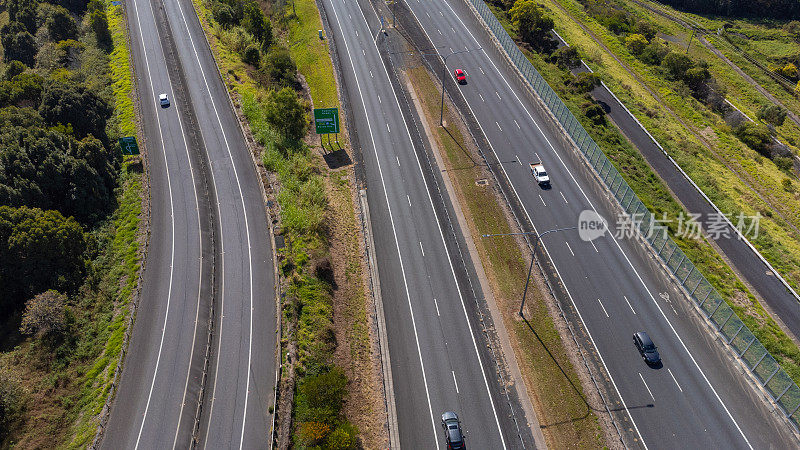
(454, 68), (466, 84)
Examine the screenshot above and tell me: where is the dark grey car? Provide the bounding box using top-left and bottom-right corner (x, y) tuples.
(633, 331), (661, 365)
(441, 411), (465, 449)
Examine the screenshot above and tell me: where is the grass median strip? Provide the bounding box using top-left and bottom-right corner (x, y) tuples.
(190, 0), (384, 445)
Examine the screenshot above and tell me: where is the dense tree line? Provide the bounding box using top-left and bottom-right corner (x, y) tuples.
(658, 0), (800, 20)
(0, 0), (119, 330)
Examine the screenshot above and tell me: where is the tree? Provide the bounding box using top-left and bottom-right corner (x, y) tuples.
(662, 51), (694, 79)
(639, 40), (669, 65)
(243, 2), (272, 48)
(583, 102), (606, 124)
(19, 290), (68, 338)
(0, 206), (86, 313)
(243, 44), (261, 66)
(211, 2), (236, 29)
(509, 0), (554, 49)
(264, 47), (297, 87)
(39, 80), (112, 140)
(45, 6), (79, 42)
(551, 46), (580, 68)
(3, 60), (26, 81)
(89, 7), (112, 48)
(734, 121), (772, 155)
(294, 367), (348, 425)
(264, 87), (307, 141)
(0, 72), (44, 107)
(625, 33), (649, 55)
(0, 366), (25, 441)
(570, 72), (601, 93)
(758, 104), (787, 127)
(635, 20), (657, 40)
(5, 0), (37, 33)
(1, 26), (37, 67)
(683, 66), (710, 94)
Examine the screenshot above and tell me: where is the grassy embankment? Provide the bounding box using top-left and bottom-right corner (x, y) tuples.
(191, 0), (382, 446)
(0, 0), (144, 446)
(537, 0), (800, 295)
(486, 0), (800, 381)
(406, 65), (605, 448)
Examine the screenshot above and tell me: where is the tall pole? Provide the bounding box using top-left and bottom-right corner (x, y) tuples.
(440, 56), (448, 126)
(483, 226), (578, 317)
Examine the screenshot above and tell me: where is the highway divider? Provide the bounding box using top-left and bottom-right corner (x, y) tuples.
(459, 0), (800, 433)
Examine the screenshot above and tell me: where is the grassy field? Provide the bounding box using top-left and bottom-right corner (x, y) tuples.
(484, 2), (800, 384)
(406, 65), (606, 448)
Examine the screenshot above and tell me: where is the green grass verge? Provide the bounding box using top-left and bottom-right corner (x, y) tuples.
(408, 65), (605, 448)
(487, 3), (800, 382)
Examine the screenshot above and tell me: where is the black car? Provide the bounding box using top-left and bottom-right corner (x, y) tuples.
(441, 411), (465, 449)
(633, 331), (661, 365)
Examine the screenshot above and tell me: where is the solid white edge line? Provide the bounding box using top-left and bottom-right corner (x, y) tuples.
(668, 368), (683, 393)
(170, 0), (256, 447)
(403, 2), (648, 446)
(327, 2), (440, 447)
(130, 0), (194, 444)
(360, 5), (508, 447)
(421, 1), (754, 447)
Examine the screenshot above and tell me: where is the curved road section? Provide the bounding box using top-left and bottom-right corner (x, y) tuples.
(101, 0), (276, 446)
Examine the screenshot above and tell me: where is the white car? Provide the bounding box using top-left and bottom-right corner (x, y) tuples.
(159, 93), (170, 107)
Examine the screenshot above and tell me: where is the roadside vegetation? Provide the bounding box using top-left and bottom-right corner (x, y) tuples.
(0, 0), (143, 446)
(192, 0), (382, 447)
(484, 0), (800, 383)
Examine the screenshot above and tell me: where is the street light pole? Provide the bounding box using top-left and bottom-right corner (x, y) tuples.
(483, 226), (578, 316)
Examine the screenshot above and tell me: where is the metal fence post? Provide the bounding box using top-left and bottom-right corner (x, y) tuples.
(698, 289), (712, 308)
(763, 366), (781, 387)
(789, 400), (800, 417)
(681, 267), (694, 285)
(752, 351), (769, 372)
(671, 255), (686, 274)
(717, 310), (735, 331)
(776, 383), (793, 403)
(727, 324), (744, 344)
(690, 278), (702, 296)
(705, 298), (724, 318)
(738, 336), (756, 357)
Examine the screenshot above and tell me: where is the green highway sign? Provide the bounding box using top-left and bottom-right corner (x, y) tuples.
(314, 108), (340, 134)
(119, 136), (140, 155)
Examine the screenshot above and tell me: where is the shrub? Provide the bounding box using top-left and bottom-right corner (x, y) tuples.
(583, 102), (606, 124)
(551, 46), (580, 68)
(45, 6), (78, 42)
(264, 47), (297, 87)
(662, 51), (694, 80)
(635, 20), (657, 40)
(20, 290), (68, 339)
(295, 367), (347, 425)
(758, 104), (787, 127)
(783, 178), (795, 192)
(0, 366), (26, 441)
(243, 44), (261, 66)
(780, 63), (798, 79)
(625, 33), (648, 55)
(509, 0), (554, 50)
(639, 40), (669, 65)
(264, 87), (307, 141)
(570, 72), (601, 93)
(734, 121), (773, 155)
(775, 156), (794, 172)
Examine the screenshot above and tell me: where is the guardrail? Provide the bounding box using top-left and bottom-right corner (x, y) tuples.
(461, 0), (800, 431)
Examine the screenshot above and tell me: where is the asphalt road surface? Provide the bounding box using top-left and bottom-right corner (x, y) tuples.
(399, 0), (798, 447)
(320, 0), (536, 447)
(101, 0), (276, 446)
(558, 38), (800, 346)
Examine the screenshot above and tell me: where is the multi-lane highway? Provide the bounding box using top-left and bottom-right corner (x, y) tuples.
(101, 0), (276, 445)
(397, 0), (797, 447)
(320, 0), (535, 447)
